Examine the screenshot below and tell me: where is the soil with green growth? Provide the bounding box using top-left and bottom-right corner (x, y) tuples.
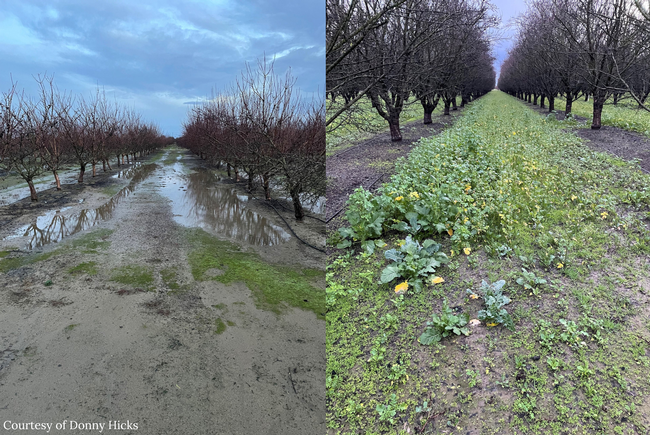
(327, 91), (650, 435)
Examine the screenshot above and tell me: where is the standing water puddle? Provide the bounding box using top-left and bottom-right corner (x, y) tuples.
(5, 148), (291, 249)
(157, 159), (290, 246)
(5, 164), (158, 249)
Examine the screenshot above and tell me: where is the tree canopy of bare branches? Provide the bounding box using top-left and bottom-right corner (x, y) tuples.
(0, 75), (167, 201)
(499, 0), (650, 126)
(180, 59), (325, 220)
(327, 0), (498, 141)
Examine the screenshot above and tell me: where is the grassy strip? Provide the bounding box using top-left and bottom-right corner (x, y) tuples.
(327, 90), (650, 434)
(555, 97), (650, 137)
(326, 97), (459, 156)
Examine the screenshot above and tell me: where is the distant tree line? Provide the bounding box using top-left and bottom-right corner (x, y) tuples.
(327, 0), (498, 141)
(498, 0), (650, 128)
(0, 75), (170, 201)
(179, 60), (325, 221)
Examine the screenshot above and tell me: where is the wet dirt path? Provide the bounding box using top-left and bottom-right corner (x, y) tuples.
(0, 146), (325, 435)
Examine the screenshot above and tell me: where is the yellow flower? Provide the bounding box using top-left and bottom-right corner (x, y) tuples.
(557, 263), (564, 269)
(394, 281), (408, 294)
(465, 184), (471, 193)
(486, 322), (498, 327)
(464, 247), (471, 255)
(571, 195), (577, 201)
(600, 211), (608, 219)
(409, 191), (420, 199)
(512, 132), (516, 135)
(395, 196), (404, 201)
(447, 229), (454, 236)
(431, 276), (445, 284)
(469, 294), (479, 300)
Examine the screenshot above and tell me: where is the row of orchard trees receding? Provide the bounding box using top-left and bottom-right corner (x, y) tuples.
(179, 60), (325, 221)
(327, 0), (498, 141)
(0, 76), (171, 201)
(498, 0), (650, 129)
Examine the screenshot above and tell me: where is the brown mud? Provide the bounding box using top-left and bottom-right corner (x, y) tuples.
(0, 146), (325, 434)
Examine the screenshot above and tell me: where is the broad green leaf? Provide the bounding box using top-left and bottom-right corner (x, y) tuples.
(380, 265), (401, 283)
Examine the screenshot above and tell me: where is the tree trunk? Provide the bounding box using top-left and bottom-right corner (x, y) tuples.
(27, 180), (38, 201)
(384, 102), (403, 141)
(78, 164), (86, 183)
(540, 95), (546, 109)
(591, 98), (604, 129)
(548, 96), (555, 112)
(262, 173), (271, 200)
(117, 156), (121, 167)
(584, 93), (589, 102)
(565, 96), (573, 115)
(420, 95), (439, 124)
(290, 186), (304, 220)
(235, 168), (240, 182)
(92, 163), (97, 177)
(106, 160), (112, 171)
(443, 99), (451, 115)
(227, 163), (231, 177)
(451, 98), (457, 111)
(247, 170), (254, 192)
(533, 94), (538, 105)
(53, 170), (61, 191)
(102, 160), (106, 172)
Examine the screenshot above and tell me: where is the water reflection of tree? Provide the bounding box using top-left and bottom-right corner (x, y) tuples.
(183, 171), (289, 246)
(18, 163), (156, 249)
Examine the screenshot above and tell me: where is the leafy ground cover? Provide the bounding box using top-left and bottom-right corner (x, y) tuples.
(556, 98), (650, 138)
(327, 90), (650, 434)
(327, 97), (460, 156)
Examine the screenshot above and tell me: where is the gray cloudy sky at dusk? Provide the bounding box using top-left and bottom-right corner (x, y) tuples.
(0, 0), (324, 137)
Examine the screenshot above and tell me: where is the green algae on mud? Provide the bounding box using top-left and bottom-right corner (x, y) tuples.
(0, 229), (112, 274)
(214, 318), (227, 334)
(70, 228), (113, 253)
(68, 261), (98, 275)
(111, 264), (155, 290)
(186, 228), (325, 319)
(0, 250), (56, 274)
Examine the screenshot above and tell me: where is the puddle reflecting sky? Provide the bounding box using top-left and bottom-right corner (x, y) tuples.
(5, 164), (158, 249)
(5, 149), (291, 249)
(158, 166), (290, 246)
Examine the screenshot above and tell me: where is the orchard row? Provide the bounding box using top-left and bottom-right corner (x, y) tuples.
(180, 60), (325, 220)
(0, 75), (172, 201)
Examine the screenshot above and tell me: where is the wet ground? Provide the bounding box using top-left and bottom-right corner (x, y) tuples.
(0, 146), (325, 434)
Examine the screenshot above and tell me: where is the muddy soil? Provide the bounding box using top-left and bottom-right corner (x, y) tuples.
(523, 100), (650, 173)
(0, 146), (325, 435)
(326, 111), (463, 233)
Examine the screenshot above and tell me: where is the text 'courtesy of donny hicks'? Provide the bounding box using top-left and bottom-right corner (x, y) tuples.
(3, 420), (139, 433)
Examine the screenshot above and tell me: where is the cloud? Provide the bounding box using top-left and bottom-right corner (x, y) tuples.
(0, 0), (324, 136)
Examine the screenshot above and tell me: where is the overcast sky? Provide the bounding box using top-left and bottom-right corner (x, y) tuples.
(490, 0), (528, 81)
(0, 0), (324, 137)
